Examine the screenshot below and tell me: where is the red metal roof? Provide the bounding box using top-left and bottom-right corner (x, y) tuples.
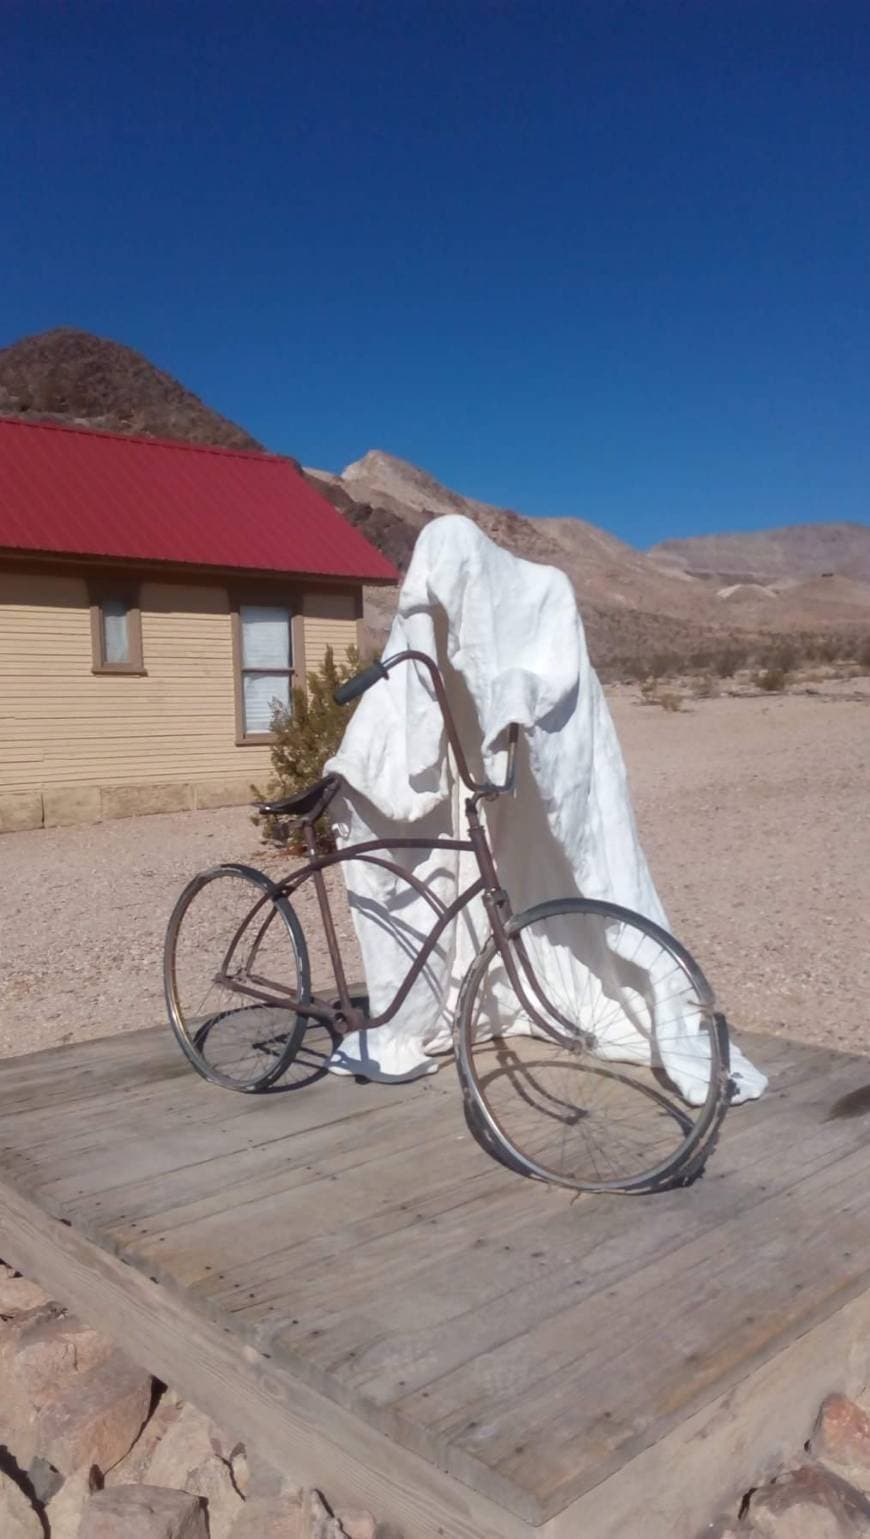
(0, 418), (398, 583)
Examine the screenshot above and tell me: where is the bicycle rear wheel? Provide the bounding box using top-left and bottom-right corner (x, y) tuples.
(455, 897), (730, 1193)
(164, 863), (310, 1092)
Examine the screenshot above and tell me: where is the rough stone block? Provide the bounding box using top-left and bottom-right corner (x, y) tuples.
(44, 1463), (100, 1539)
(0, 792), (43, 833)
(0, 1265), (52, 1317)
(42, 784), (102, 827)
(185, 1454), (244, 1539)
(119, 1399), (243, 1537)
(143, 1401), (227, 1488)
(228, 1494), (305, 1539)
(26, 1454), (64, 1507)
(812, 1395), (870, 1491)
(334, 1511), (377, 1539)
(101, 781), (193, 820)
(233, 1446), (300, 1501)
(78, 1484), (208, 1539)
(105, 1397), (182, 1487)
(34, 1348), (153, 1475)
(14, 1309), (117, 1407)
(305, 1490), (350, 1538)
(0, 1470), (42, 1539)
(749, 1464), (870, 1537)
(193, 778), (253, 810)
(0, 1301), (65, 1460)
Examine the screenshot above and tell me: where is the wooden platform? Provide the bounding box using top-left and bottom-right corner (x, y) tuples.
(1, 1027), (870, 1539)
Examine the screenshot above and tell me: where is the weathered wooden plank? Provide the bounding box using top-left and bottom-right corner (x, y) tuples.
(396, 1143), (870, 1518)
(284, 1066), (870, 1410)
(1, 1026), (868, 1535)
(56, 1093), (460, 1233)
(28, 1085), (452, 1211)
(133, 1032), (837, 1299)
(0, 1175), (534, 1538)
(532, 1283), (870, 1539)
(196, 1040), (868, 1362)
(2, 1043), (443, 1155)
(119, 1127), (527, 1293)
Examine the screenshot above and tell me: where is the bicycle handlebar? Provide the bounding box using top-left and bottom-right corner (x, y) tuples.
(333, 660), (389, 706)
(333, 650), (519, 797)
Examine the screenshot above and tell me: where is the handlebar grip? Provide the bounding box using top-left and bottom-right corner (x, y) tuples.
(333, 661), (389, 706)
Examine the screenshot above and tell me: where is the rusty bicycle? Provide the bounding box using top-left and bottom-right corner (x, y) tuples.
(164, 651), (732, 1193)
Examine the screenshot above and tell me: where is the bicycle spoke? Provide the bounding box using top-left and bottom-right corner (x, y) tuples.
(166, 866), (310, 1092)
(459, 901), (724, 1191)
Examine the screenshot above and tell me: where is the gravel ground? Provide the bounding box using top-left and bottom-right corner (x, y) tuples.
(1, 680), (868, 1060)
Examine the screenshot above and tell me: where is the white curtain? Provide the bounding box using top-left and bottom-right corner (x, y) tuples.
(102, 599), (130, 664)
(240, 605), (291, 733)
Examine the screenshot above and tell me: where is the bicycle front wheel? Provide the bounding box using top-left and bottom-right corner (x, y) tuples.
(164, 863), (310, 1092)
(454, 897), (730, 1194)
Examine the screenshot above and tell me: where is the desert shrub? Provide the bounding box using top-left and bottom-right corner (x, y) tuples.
(692, 674), (720, 699)
(657, 689), (684, 712)
(253, 644), (363, 848)
(857, 636), (870, 672)
(647, 650), (681, 680)
(813, 634), (841, 664)
(751, 641), (796, 688)
(711, 645), (744, 678)
(769, 641), (797, 674)
(754, 666), (788, 693)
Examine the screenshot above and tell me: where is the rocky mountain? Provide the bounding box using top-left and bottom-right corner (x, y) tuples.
(306, 451), (870, 667)
(650, 522), (870, 585)
(305, 453), (739, 668)
(0, 328), (264, 452)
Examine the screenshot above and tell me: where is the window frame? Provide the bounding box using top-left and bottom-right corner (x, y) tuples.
(88, 582), (146, 675)
(230, 587), (306, 746)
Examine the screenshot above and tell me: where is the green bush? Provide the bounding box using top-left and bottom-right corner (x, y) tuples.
(253, 644), (363, 848)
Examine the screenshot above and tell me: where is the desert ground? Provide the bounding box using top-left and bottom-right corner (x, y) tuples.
(1, 677), (868, 1064)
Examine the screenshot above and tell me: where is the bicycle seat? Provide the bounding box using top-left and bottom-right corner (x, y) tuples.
(255, 773), (341, 822)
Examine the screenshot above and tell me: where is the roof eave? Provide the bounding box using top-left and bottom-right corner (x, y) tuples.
(0, 546), (399, 586)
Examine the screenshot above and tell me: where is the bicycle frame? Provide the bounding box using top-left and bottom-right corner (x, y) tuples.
(218, 648), (587, 1047)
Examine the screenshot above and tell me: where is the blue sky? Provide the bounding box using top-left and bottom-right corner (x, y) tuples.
(3, 1), (870, 546)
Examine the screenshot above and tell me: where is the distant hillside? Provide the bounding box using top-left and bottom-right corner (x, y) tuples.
(306, 452), (743, 668)
(307, 452), (870, 667)
(0, 328), (264, 452)
(650, 522), (870, 584)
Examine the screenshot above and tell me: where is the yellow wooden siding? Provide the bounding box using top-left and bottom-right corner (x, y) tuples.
(0, 574), (364, 796)
(302, 590), (360, 678)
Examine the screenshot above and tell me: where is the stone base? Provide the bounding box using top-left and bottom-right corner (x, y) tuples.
(0, 792), (44, 833)
(0, 779), (255, 834)
(101, 783), (195, 820)
(192, 778), (253, 811)
(44, 785), (102, 828)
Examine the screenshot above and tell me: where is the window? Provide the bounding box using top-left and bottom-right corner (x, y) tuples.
(89, 587), (144, 674)
(235, 602), (294, 741)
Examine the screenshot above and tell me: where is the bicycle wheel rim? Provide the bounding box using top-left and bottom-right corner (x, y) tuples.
(164, 863), (310, 1092)
(455, 898), (727, 1193)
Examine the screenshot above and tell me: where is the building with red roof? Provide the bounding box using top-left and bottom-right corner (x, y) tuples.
(0, 418), (398, 830)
